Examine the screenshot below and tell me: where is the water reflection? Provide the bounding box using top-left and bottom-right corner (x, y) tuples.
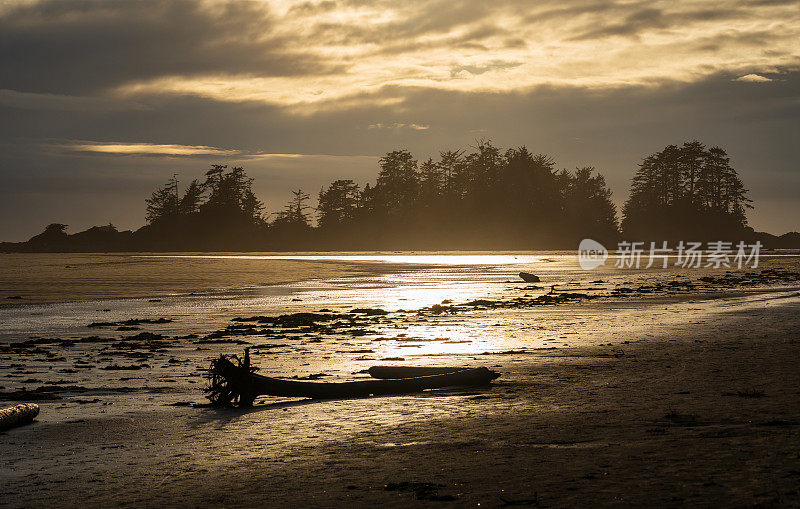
(142, 253), (550, 265)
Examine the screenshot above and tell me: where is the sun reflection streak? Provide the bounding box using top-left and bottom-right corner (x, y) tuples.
(142, 253), (547, 265)
(375, 324), (497, 359)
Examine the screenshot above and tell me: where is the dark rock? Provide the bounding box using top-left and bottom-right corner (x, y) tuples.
(518, 272), (540, 282)
(350, 308), (390, 315)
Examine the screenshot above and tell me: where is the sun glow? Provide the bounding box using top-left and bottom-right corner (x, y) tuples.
(141, 253), (543, 265)
(65, 142), (240, 157)
(107, 0), (800, 111)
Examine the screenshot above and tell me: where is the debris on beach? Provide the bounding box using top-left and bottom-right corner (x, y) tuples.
(205, 349), (500, 407)
(0, 403), (40, 431)
(87, 318), (172, 328)
(518, 272), (540, 282)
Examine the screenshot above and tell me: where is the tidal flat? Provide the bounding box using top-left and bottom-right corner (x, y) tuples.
(2, 252), (800, 506)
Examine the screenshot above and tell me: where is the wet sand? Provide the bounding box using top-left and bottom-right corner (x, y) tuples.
(3, 291), (800, 507)
(0, 252), (423, 305)
(2, 254), (800, 507)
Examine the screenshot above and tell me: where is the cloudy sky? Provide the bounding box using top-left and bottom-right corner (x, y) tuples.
(1, 0), (798, 240)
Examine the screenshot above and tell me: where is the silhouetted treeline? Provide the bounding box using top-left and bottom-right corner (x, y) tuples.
(3, 140), (799, 252)
(311, 142), (619, 248)
(141, 140), (619, 249)
(622, 142), (752, 240)
(138, 164), (267, 249)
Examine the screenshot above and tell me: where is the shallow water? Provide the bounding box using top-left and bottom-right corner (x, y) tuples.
(1, 251), (799, 424)
(2, 250), (798, 341)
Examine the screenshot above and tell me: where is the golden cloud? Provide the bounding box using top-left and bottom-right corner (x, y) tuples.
(64, 141), (241, 156)
(14, 0), (800, 112)
(57, 140), (379, 161)
(734, 73), (773, 83)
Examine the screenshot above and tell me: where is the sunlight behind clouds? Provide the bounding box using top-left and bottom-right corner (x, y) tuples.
(4, 0), (798, 111)
(735, 74), (773, 83)
(104, 0), (799, 110)
(63, 141), (241, 157)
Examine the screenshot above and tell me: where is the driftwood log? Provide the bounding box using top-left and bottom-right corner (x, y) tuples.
(205, 349), (500, 407)
(367, 366), (469, 379)
(0, 403), (40, 431)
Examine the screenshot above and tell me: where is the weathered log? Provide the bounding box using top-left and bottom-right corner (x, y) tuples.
(368, 366), (470, 379)
(205, 350), (500, 407)
(0, 403), (40, 431)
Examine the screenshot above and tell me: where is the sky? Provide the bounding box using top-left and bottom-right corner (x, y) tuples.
(1, 0), (799, 241)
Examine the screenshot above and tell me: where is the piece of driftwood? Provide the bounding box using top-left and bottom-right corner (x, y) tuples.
(205, 349), (500, 407)
(0, 403), (40, 431)
(518, 272), (540, 282)
(368, 366), (468, 379)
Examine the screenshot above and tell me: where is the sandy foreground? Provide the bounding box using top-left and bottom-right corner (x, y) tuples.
(3, 285), (800, 508)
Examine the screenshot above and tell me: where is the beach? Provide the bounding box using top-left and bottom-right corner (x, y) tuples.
(2, 252), (800, 507)
(4, 0), (800, 506)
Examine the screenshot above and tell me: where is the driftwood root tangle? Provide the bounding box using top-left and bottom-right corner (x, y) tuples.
(204, 350), (258, 407)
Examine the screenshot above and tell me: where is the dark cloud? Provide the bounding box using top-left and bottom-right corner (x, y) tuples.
(571, 7), (742, 41)
(0, 0), (341, 95)
(0, 89), (147, 112)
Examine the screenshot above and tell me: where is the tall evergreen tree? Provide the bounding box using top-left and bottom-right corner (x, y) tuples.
(145, 176), (178, 224)
(318, 180), (360, 229)
(564, 167), (618, 241)
(418, 158), (443, 210)
(178, 179), (204, 216)
(374, 150), (419, 221)
(438, 149), (465, 201)
(274, 189), (312, 230)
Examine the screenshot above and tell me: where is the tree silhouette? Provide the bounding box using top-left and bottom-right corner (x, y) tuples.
(563, 167), (618, 240)
(437, 149), (465, 203)
(274, 189), (312, 230)
(44, 223), (68, 235)
(145, 175), (178, 223)
(308, 141), (623, 247)
(318, 180), (360, 230)
(375, 150), (419, 222)
(179, 179), (204, 216)
(417, 158), (442, 210)
(622, 141), (751, 239)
